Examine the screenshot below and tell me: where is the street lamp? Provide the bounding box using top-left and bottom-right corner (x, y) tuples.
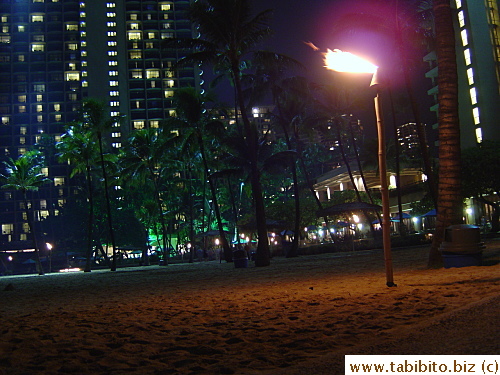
(324, 49), (395, 287)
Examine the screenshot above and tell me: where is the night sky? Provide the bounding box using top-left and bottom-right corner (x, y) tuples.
(207, 0), (436, 139)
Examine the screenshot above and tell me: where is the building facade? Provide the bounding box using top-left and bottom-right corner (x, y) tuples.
(425, 0), (500, 148)
(0, 0), (199, 246)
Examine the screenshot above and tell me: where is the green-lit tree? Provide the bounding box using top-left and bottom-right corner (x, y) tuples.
(120, 127), (175, 264)
(0, 150), (51, 275)
(57, 124), (100, 272)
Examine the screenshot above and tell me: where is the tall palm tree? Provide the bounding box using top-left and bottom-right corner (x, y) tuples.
(165, 0), (273, 266)
(57, 124), (100, 272)
(120, 128), (173, 264)
(428, 0), (462, 267)
(1, 150), (51, 275)
(172, 87), (233, 262)
(80, 99), (121, 271)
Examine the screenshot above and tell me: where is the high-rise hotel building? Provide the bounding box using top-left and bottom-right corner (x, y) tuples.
(0, 0), (200, 246)
(425, 0), (500, 148)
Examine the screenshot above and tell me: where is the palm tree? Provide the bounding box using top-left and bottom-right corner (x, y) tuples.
(1, 150), (51, 275)
(120, 127), (174, 264)
(172, 87), (233, 262)
(57, 124), (100, 272)
(80, 99), (121, 271)
(164, 0), (274, 266)
(428, 0), (462, 267)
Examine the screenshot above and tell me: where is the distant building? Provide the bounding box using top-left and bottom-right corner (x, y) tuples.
(0, 0), (200, 246)
(397, 122), (422, 159)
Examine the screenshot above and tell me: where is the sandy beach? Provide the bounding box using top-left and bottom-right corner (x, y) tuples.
(1, 241), (499, 375)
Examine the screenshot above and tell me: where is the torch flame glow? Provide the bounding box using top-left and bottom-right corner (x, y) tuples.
(324, 49), (377, 74)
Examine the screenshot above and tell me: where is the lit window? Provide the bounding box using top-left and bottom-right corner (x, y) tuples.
(460, 29), (468, 46)
(107, 22), (116, 27)
(54, 177), (65, 186)
(111, 112), (119, 116)
(145, 42), (154, 49)
(166, 79), (175, 88)
(133, 121), (145, 129)
(31, 15), (45, 22)
(128, 32), (142, 40)
(112, 143), (121, 148)
(168, 110), (176, 116)
(469, 87), (477, 105)
(109, 70), (118, 76)
(130, 23), (140, 30)
(475, 128), (483, 143)
(2, 224), (13, 234)
(106, 3), (116, 8)
(18, 54), (25, 62)
(110, 81), (118, 86)
(107, 31), (116, 37)
(19, 148), (27, 155)
(20, 127), (27, 135)
(36, 94), (43, 102)
(162, 23), (171, 29)
(18, 25), (25, 32)
(108, 41), (117, 46)
(37, 115), (43, 122)
(130, 14), (138, 20)
(111, 132), (121, 138)
(150, 120), (159, 128)
(110, 101), (119, 107)
(458, 11), (465, 27)
(54, 103), (60, 111)
(106, 12), (116, 17)
(34, 84), (45, 92)
(130, 51), (142, 59)
(146, 69), (160, 79)
(1, 116), (9, 125)
(67, 43), (78, 51)
(55, 114), (62, 122)
(110, 91), (119, 96)
(36, 104), (43, 112)
(0, 35), (10, 44)
(19, 136), (26, 145)
(31, 43), (45, 52)
(131, 70), (143, 79)
(472, 107), (480, 124)
(108, 51), (117, 56)
(160, 4), (171, 11)
(464, 49), (471, 65)
(66, 24), (78, 31)
(18, 95), (26, 103)
(148, 32), (156, 39)
(80, 12), (86, 18)
(65, 72), (80, 81)
(466, 68), (474, 85)
(18, 106), (26, 113)
(161, 32), (174, 39)
(164, 90), (174, 98)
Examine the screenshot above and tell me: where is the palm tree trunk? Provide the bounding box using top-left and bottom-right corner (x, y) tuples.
(388, 87), (407, 236)
(429, 0), (463, 267)
(333, 118), (362, 202)
(23, 193), (44, 275)
(97, 133), (117, 271)
(84, 165), (94, 272)
(199, 136), (232, 262)
(150, 167), (169, 265)
(232, 66), (270, 266)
